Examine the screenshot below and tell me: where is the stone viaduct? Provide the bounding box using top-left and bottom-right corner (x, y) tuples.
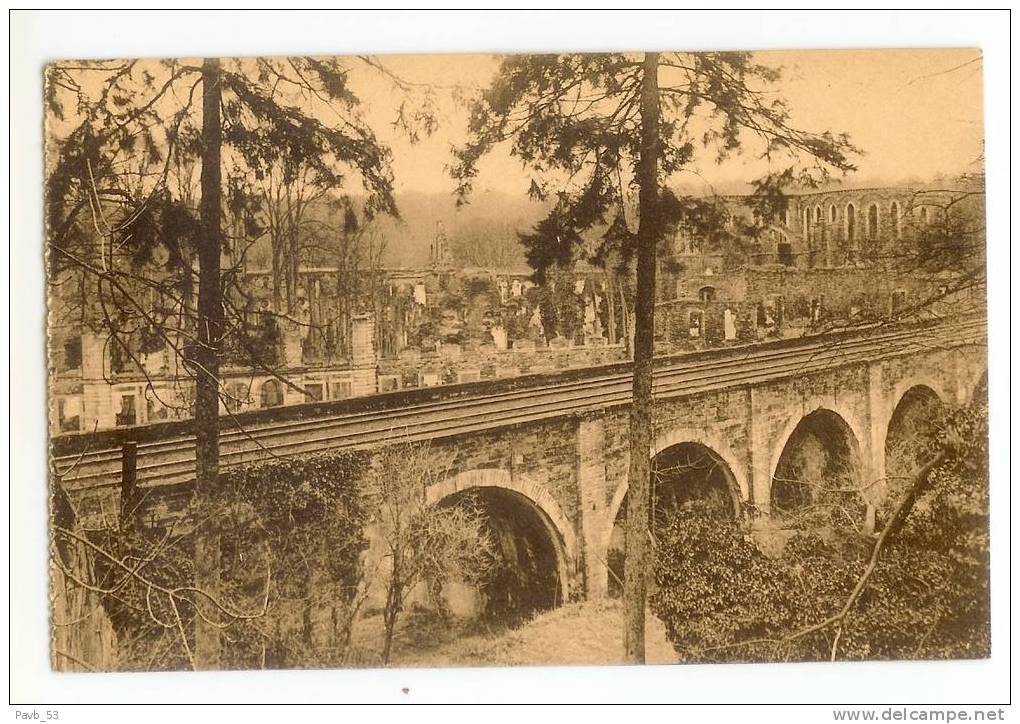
(51, 315), (987, 613)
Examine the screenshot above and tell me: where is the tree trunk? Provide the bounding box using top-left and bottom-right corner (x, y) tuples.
(606, 272), (617, 345)
(288, 229), (299, 314)
(618, 281), (630, 355)
(193, 56), (223, 670)
(271, 235), (283, 313)
(382, 575), (401, 665)
(622, 52), (660, 665)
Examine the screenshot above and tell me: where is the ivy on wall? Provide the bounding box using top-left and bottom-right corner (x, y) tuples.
(77, 449), (370, 671)
(209, 449), (371, 669)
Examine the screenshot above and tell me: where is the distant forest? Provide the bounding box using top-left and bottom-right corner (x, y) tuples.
(242, 173), (962, 274)
(240, 189), (546, 273)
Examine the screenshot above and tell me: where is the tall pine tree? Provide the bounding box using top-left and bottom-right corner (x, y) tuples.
(453, 51), (857, 662)
(46, 56), (407, 666)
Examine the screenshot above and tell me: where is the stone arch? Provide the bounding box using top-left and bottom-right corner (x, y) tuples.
(607, 429), (749, 535)
(884, 374), (952, 434)
(890, 200), (901, 237)
(651, 428), (749, 505)
(603, 429), (746, 591)
(769, 406), (866, 521)
(426, 468), (576, 606)
(768, 398), (867, 485)
(885, 381), (948, 426)
(698, 285), (717, 302)
(883, 384), (948, 504)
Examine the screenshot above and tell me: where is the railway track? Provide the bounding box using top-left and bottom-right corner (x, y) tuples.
(52, 316), (986, 491)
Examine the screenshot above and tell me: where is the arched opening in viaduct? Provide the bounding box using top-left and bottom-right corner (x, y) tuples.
(884, 385), (947, 508)
(607, 441), (740, 596)
(771, 409), (864, 526)
(430, 475), (568, 626)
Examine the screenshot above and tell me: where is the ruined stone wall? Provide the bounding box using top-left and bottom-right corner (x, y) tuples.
(378, 341), (629, 390)
(670, 269), (747, 302)
(742, 267), (943, 326)
(656, 300), (760, 352)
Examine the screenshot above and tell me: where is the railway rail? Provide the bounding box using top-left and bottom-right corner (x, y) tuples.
(51, 315), (986, 491)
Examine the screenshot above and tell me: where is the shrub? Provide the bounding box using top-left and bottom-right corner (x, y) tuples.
(651, 399), (989, 663)
(650, 509), (796, 662)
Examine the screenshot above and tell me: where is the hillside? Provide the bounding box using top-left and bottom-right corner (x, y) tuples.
(243, 189), (548, 273)
(374, 189), (548, 269)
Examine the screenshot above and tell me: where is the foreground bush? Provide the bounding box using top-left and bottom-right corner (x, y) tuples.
(53, 449), (370, 671)
(651, 400), (989, 663)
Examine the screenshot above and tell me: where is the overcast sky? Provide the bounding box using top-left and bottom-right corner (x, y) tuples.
(348, 48), (984, 197)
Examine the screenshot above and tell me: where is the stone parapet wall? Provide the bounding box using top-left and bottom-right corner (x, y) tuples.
(378, 341), (629, 391)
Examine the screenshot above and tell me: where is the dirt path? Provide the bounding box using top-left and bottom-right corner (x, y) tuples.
(385, 600), (678, 668)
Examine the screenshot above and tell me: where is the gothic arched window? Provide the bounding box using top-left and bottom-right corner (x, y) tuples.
(260, 379), (284, 408)
(868, 203), (879, 239)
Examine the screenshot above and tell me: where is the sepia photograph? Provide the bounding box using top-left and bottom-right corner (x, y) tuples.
(9, 7), (1010, 715)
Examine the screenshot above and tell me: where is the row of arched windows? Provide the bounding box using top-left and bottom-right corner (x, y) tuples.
(796, 199), (929, 242)
(785, 197), (939, 241)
